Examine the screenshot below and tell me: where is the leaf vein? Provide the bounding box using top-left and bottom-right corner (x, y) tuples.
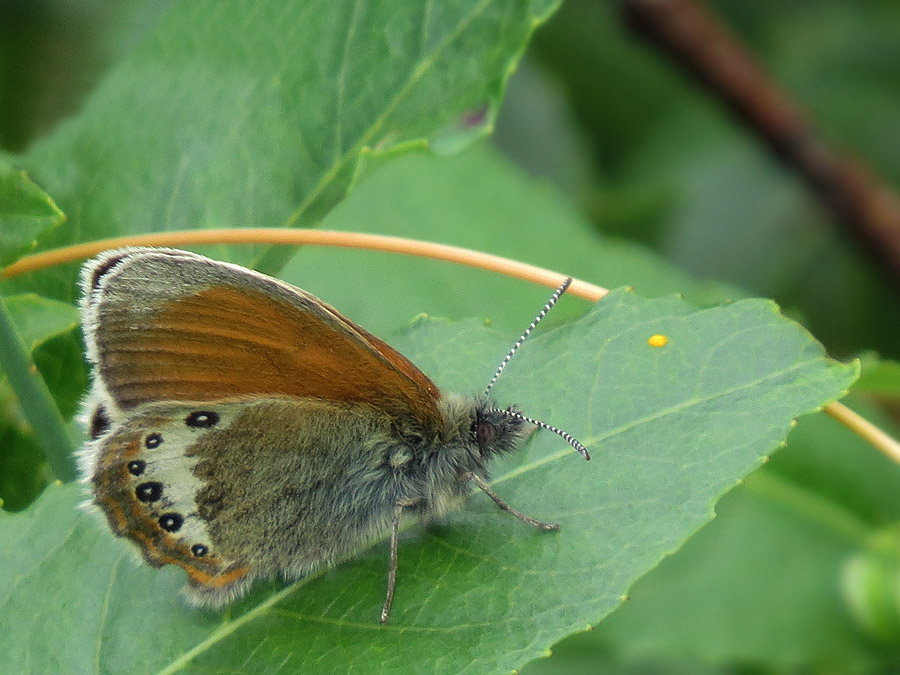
(93, 556), (122, 673)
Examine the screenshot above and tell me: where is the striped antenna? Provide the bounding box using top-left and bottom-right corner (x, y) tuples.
(483, 276), (588, 461)
(489, 408), (590, 461)
(484, 277), (573, 397)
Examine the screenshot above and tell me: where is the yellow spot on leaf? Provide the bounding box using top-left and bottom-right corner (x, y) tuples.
(648, 334), (668, 348)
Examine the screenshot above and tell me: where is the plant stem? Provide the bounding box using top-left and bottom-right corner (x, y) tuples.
(0, 228), (609, 302)
(4, 229), (894, 467)
(0, 291), (76, 481)
(825, 402), (900, 465)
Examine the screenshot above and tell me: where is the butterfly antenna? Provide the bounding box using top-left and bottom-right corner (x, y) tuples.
(484, 276), (573, 397)
(489, 408), (590, 461)
(482, 277), (588, 460)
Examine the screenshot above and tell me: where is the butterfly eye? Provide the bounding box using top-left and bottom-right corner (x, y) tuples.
(474, 421), (498, 447)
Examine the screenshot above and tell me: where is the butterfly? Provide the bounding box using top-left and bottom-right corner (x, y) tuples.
(78, 247), (587, 622)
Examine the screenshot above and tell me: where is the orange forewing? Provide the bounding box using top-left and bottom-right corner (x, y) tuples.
(96, 286), (442, 426)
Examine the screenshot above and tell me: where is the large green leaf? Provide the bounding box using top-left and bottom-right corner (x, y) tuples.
(11, 0), (560, 301)
(0, 290), (856, 673)
(1, 294), (79, 352)
(528, 395), (900, 673)
(0, 166), (65, 266)
(281, 145), (740, 339)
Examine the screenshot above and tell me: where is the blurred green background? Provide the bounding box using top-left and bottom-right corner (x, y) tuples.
(2, 0), (900, 673)
(3, 0), (900, 361)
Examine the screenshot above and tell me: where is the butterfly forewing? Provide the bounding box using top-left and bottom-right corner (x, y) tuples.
(81, 249), (442, 428)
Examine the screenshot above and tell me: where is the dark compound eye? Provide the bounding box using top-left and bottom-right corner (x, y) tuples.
(145, 433), (163, 449)
(191, 543), (209, 557)
(475, 421), (498, 447)
(135, 481), (163, 502)
(127, 460), (146, 476)
(158, 512), (184, 532)
(185, 411), (220, 428)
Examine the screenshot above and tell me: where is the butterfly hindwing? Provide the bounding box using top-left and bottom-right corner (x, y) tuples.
(85, 401), (253, 603)
(85, 397), (404, 606)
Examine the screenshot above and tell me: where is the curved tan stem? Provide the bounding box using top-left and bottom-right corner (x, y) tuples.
(824, 401), (900, 464)
(0, 228), (608, 301)
(4, 228), (896, 464)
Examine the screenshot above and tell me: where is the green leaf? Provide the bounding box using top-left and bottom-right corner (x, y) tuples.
(0, 166), (65, 266)
(281, 143), (740, 339)
(531, 395), (900, 673)
(1, 294), (79, 352)
(0, 290), (856, 673)
(14, 0), (561, 300)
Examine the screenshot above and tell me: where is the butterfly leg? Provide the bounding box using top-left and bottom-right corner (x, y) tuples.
(465, 472), (560, 531)
(380, 503), (404, 624)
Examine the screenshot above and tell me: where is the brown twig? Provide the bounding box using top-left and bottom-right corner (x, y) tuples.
(622, 0), (900, 280)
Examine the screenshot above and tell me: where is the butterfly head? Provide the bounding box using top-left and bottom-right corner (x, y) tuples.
(471, 276), (590, 462)
(472, 403), (532, 457)
(404, 393), (533, 503)
(435, 396), (533, 465)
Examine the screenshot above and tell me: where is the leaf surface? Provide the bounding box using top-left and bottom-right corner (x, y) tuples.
(0, 291), (857, 673)
(13, 0), (560, 300)
(1, 294), (79, 352)
(0, 167), (65, 266)
(531, 396), (900, 673)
